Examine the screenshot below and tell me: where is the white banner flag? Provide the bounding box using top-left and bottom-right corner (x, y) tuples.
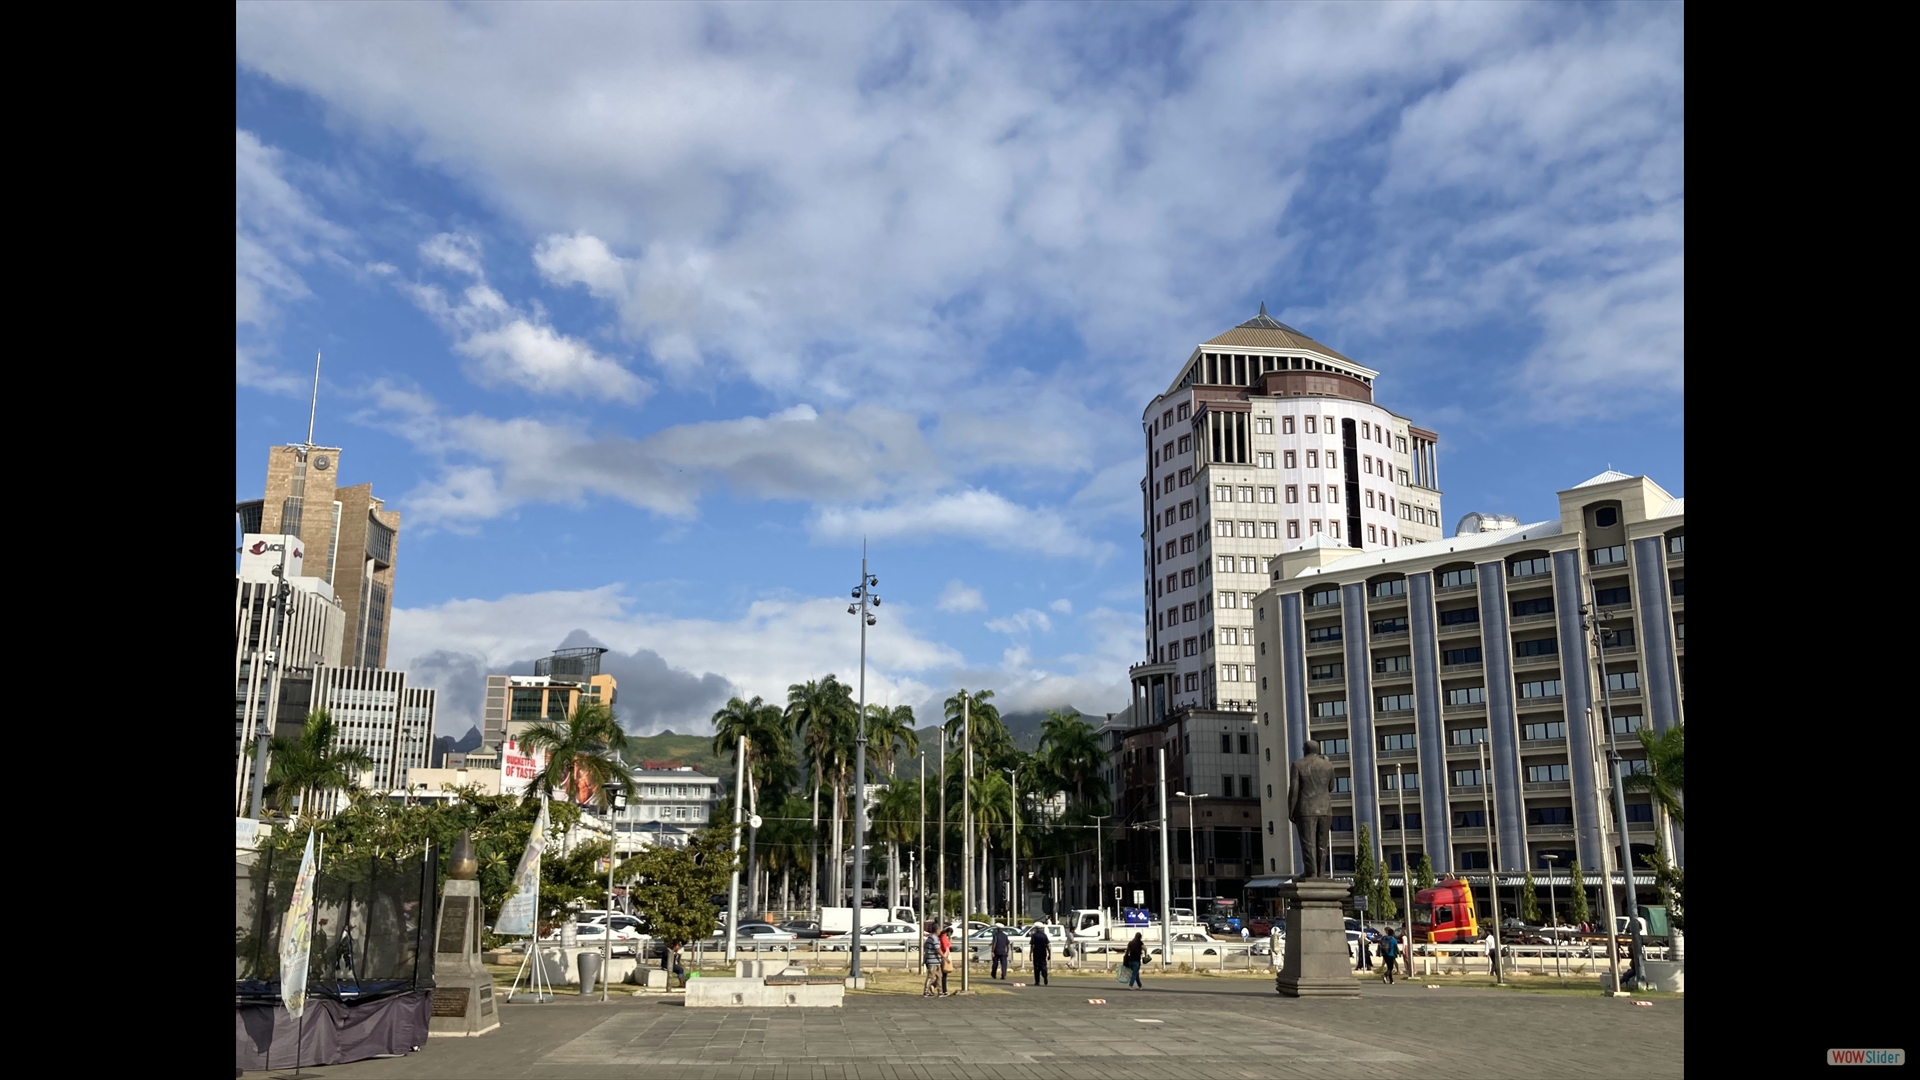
(493, 802), (549, 937)
(279, 830), (319, 1018)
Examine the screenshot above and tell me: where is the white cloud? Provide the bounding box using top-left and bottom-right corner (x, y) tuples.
(402, 244), (653, 403)
(236, 128), (348, 393)
(947, 606), (1138, 716)
(1048, 598), (1073, 614)
(984, 609), (1052, 635)
(390, 584), (964, 733)
(937, 580), (986, 614)
(810, 489), (1111, 560)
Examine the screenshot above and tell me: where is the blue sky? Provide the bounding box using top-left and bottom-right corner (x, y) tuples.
(235, 2), (1683, 740)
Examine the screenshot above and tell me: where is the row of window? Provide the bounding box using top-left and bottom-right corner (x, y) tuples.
(1216, 555), (1271, 575)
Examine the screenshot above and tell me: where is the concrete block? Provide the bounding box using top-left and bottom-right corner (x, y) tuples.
(1642, 960), (1684, 994)
(626, 967), (671, 989)
(684, 976), (844, 1008)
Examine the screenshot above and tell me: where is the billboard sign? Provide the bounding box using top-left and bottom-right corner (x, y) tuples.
(501, 738), (546, 796)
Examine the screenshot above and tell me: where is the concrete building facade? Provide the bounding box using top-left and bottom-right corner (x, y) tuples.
(1250, 470), (1683, 911)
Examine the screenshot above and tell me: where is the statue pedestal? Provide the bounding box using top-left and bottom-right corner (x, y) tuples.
(429, 879), (501, 1037)
(1275, 879), (1359, 999)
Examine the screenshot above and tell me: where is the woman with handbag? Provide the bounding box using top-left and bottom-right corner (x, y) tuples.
(938, 924), (954, 995)
(1122, 932), (1146, 990)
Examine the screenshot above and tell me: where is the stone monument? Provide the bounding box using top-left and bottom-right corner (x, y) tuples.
(1276, 740), (1358, 998)
(429, 832), (501, 1036)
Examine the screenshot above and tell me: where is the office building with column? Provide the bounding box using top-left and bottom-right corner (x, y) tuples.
(308, 665), (438, 802)
(1111, 305), (1449, 905)
(476, 646), (620, 752)
(1251, 470), (1683, 913)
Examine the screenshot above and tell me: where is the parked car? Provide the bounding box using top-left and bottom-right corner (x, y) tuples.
(710, 922), (796, 943)
(821, 922), (920, 951)
(581, 913), (646, 936)
(777, 920), (824, 940)
(1247, 915), (1273, 936)
(1205, 917), (1240, 937)
(542, 922), (645, 954)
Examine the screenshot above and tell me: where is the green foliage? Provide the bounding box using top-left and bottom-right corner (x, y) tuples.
(1520, 869), (1541, 923)
(1623, 724), (1684, 827)
(1640, 832), (1684, 931)
(622, 825), (739, 946)
(942, 890), (964, 920)
(517, 701), (635, 810)
(1415, 854), (1436, 893)
(265, 710), (375, 815)
(1036, 708), (1110, 815)
(943, 689), (1010, 759)
(1351, 825), (1378, 919)
(1568, 862), (1591, 926)
(712, 696), (795, 802)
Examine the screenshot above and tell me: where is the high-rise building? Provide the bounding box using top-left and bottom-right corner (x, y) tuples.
(1107, 307), (1449, 909)
(1250, 470), (1683, 916)
(236, 443), (399, 668)
(480, 646), (619, 750)
(307, 665), (438, 810)
(234, 533), (345, 813)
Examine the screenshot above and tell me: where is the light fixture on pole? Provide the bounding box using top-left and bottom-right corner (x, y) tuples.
(1173, 791), (1209, 926)
(961, 690), (972, 994)
(1540, 853), (1561, 983)
(1582, 590), (1647, 985)
(918, 750), (926, 939)
(1005, 767), (1019, 926)
(845, 547), (880, 981)
(601, 781), (625, 1002)
(1394, 762), (1411, 975)
(1089, 814), (1110, 922)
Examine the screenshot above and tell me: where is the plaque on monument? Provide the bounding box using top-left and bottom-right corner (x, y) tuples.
(429, 832), (502, 1037)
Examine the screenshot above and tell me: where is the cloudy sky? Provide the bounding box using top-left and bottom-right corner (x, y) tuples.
(235, 2), (1684, 739)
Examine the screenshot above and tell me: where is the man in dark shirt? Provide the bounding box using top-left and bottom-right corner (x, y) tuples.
(1028, 926), (1052, 986)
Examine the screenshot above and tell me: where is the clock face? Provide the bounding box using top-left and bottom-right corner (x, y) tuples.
(314, 455), (331, 471)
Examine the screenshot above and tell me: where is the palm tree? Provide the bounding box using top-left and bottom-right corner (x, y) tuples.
(713, 695), (793, 914)
(266, 709), (375, 818)
(1037, 708), (1109, 813)
(869, 778), (922, 913)
(1621, 724), (1683, 827)
(864, 703), (919, 778)
(943, 688), (1009, 757)
(787, 675), (858, 906)
(968, 770), (1011, 917)
(517, 701), (636, 819)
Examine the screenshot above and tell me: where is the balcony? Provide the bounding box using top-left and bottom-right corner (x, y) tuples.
(1523, 780), (1572, 793)
(1371, 668), (1413, 686)
(1516, 695), (1564, 710)
(1445, 742), (1489, 758)
(1308, 673), (1343, 686)
(1451, 825), (1489, 838)
(1520, 737), (1568, 752)
(1374, 707), (1415, 721)
(1434, 581), (1478, 597)
(1441, 661), (1484, 675)
(1377, 746), (1420, 761)
(1525, 826), (1577, 842)
(1512, 653), (1560, 669)
(1371, 627), (1411, 642)
(1437, 622), (1481, 638)
(1509, 611), (1558, 627)
(1442, 700), (1487, 715)
(1306, 597), (1342, 612)
(1305, 638), (1344, 653)
(1507, 567), (1552, 583)
(1367, 591), (1408, 608)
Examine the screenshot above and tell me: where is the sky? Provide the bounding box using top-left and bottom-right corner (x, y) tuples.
(234, 2), (1684, 741)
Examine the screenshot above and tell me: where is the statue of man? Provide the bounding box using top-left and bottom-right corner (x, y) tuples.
(1288, 740), (1336, 878)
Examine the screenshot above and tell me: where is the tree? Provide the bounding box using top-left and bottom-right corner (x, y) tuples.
(943, 688), (1008, 758)
(1520, 869), (1541, 924)
(1641, 832), (1684, 931)
(1568, 862), (1591, 927)
(265, 709), (376, 818)
(869, 778), (922, 913)
(1623, 724), (1684, 827)
(1352, 825), (1384, 924)
(623, 826), (739, 948)
(712, 695), (794, 799)
(1037, 708), (1109, 814)
(1415, 854), (1436, 893)
(517, 701), (635, 812)
(864, 703), (920, 778)
(786, 675), (858, 906)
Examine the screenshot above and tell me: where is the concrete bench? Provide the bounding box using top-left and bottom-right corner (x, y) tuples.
(763, 975), (847, 986)
(684, 976), (845, 1008)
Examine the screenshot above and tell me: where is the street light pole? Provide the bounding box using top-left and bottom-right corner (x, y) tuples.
(918, 751), (926, 932)
(1394, 763), (1411, 976)
(1156, 748), (1173, 969)
(1006, 767), (1019, 926)
(1478, 738), (1502, 985)
(938, 734), (947, 930)
(962, 691), (972, 994)
(846, 549), (880, 981)
(1090, 814), (1110, 922)
(1174, 791), (1209, 927)
(727, 737), (747, 963)
(1541, 853), (1561, 983)
(1583, 590), (1646, 986)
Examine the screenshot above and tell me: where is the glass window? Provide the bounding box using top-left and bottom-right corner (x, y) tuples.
(1449, 726), (1488, 746)
(1526, 763), (1570, 783)
(1282, 416), (1295, 434)
(1668, 533), (1685, 555)
(1381, 732), (1417, 750)
(1322, 738), (1350, 755)
(1239, 733), (1250, 754)
(1442, 646), (1482, 665)
(1626, 802), (1655, 823)
(1305, 417), (1316, 434)
(1327, 486), (1338, 504)
(1523, 721), (1567, 741)
(1309, 662), (1342, 680)
(1255, 417), (1272, 434)
(1287, 520), (1300, 539)
(1307, 625), (1343, 644)
(1439, 607), (1479, 626)
(1372, 616), (1409, 635)
(1670, 577), (1685, 597)
(1518, 679), (1562, 698)
(1515, 637), (1557, 657)
(1453, 809), (1486, 827)
(1590, 545), (1628, 566)
(1333, 776), (1351, 793)
(1260, 487), (1276, 503)
(1446, 686), (1486, 706)
(1369, 578), (1407, 598)
(1312, 700), (1348, 717)
(1373, 654), (1411, 673)
(1605, 671), (1640, 692)
(1331, 815), (1354, 832)
(1526, 806), (1574, 826)
(1216, 485), (1233, 502)
(1378, 694), (1415, 712)
(1284, 450), (1297, 468)
(1511, 597), (1554, 617)
(1509, 555), (1552, 578)
(1439, 566), (1477, 589)
(1382, 773), (1420, 791)
(1306, 586), (1339, 607)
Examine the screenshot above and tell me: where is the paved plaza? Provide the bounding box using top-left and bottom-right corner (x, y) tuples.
(268, 975), (1683, 1080)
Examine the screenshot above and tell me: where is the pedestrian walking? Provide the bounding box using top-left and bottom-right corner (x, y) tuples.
(1380, 930), (1399, 985)
(1122, 933), (1146, 990)
(921, 923), (943, 997)
(938, 924), (954, 995)
(1401, 924), (1414, 979)
(990, 926), (1011, 980)
(1484, 929), (1498, 975)
(1028, 925), (1052, 986)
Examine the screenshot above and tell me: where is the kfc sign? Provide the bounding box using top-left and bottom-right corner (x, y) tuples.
(501, 738), (546, 796)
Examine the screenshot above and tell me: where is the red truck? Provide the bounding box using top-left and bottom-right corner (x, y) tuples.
(1412, 879), (1479, 944)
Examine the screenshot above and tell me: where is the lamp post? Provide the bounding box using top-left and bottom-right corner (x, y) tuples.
(1090, 814), (1110, 922)
(845, 549), (880, 980)
(918, 751), (926, 933)
(961, 690), (972, 994)
(1394, 763), (1412, 977)
(1582, 591), (1647, 986)
(1173, 791), (1209, 927)
(938, 733), (947, 932)
(602, 781), (625, 1002)
(1540, 853), (1561, 982)
(1477, 738), (1502, 985)
(1005, 767), (1019, 926)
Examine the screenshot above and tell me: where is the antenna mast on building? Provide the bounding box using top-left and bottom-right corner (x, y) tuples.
(305, 351), (322, 450)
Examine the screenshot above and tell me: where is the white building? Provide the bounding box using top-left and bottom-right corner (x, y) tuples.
(607, 766), (722, 853)
(309, 665), (437, 797)
(234, 533), (346, 813)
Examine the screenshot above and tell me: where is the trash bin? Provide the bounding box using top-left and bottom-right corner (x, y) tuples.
(578, 951), (603, 994)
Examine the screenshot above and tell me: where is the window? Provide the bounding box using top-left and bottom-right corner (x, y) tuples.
(1515, 637), (1558, 657)
(1456, 850), (1489, 870)
(1594, 586), (1631, 606)
(1397, 436), (1408, 454)
(1306, 449), (1320, 469)
(1626, 802), (1655, 823)
(1366, 492), (1376, 511)
(1239, 556), (1257, 574)
(1439, 607), (1479, 626)
(1668, 533), (1685, 555)
(1332, 815), (1354, 832)
(1374, 654), (1410, 673)
(1216, 485), (1233, 502)
(1439, 567), (1477, 588)
(1307, 625), (1342, 644)
(1509, 555), (1552, 578)
(1523, 721), (1567, 741)
(1238, 486), (1254, 502)
(1442, 646), (1481, 665)
(1333, 776), (1351, 793)
(1240, 775), (1252, 797)
(1217, 520), (1233, 537)
(1330, 521), (1341, 539)
(1368, 525), (1377, 542)
(1322, 738), (1350, 755)
(1178, 435), (1192, 455)
(1309, 662), (1342, 680)
(1382, 774), (1420, 793)
(1163, 410), (1174, 427)
(1453, 809), (1486, 827)
(1221, 733), (1232, 752)
(1611, 713), (1644, 735)
(1518, 679), (1562, 699)
(1372, 616), (1409, 635)
(1446, 686), (1486, 706)
(1217, 556), (1233, 573)
(1255, 417), (1272, 434)
(1381, 732), (1417, 751)
(1222, 663), (1238, 682)
(1284, 450), (1297, 468)
(1286, 485), (1298, 504)
(1282, 416), (1295, 434)
(1238, 520), (1255, 537)
(1305, 417), (1316, 434)
(1623, 758), (1651, 775)
(1184, 602), (1198, 620)
(1257, 452), (1275, 468)
(1310, 520), (1322, 534)
(1180, 500), (1194, 519)
(1511, 597), (1554, 617)
(1185, 637), (1198, 657)
(1165, 574), (1178, 593)
(1590, 545), (1627, 566)
(1287, 520), (1300, 539)
(1671, 577), (1685, 597)
(1307, 586), (1339, 607)
(1604, 627), (1636, 648)
(1312, 700), (1348, 718)
(1378, 694), (1415, 713)
(1182, 569), (1195, 588)
(1163, 442), (1174, 462)
(1594, 506), (1619, 527)
(1218, 591), (1236, 609)
(1605, 671), (1641, 692)
(1369, 578), (1407, 598)
(1177, 403), (1189, 421)
(1449, 727), (1488, 746)
(1259, 487), (1276, 503)
(1527, 764), (1570, 783)
(1185, 673), (1199, 692)
(1182, 534), (1196, 553)
(1526, 806), (1574, 826)
(1325, 417), (1335, 433)
(1326, 486), (1338, 504)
